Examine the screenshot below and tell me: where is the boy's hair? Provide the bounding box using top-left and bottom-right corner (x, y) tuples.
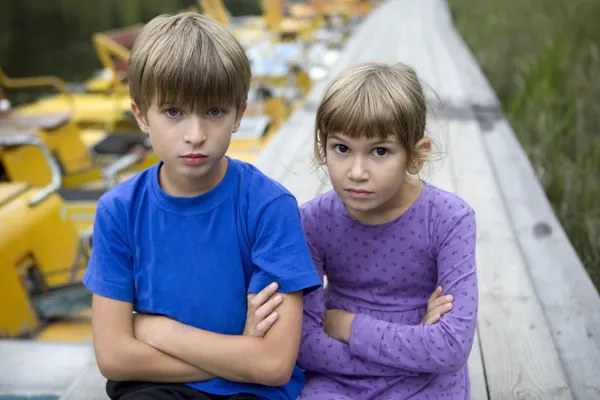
(314, 62), (429, 166)
(128, 12), (251, 115)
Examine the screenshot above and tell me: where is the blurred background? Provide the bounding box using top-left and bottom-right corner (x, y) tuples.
(0, 0), (598, 339)
(449, 0), (599, 291)
(0, 0), (262, 105)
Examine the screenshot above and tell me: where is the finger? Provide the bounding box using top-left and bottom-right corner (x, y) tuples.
(248, 282), (279, 310)
(427, 286), (443, 304)
(428, 294), (454, 311)
(254, 294), (284, 320)
(431, 302), (453, 317)
(255, 312), (279, 334)
(422, 312), (441, 325)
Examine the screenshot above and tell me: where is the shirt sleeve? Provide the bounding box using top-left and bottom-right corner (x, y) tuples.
(82, 199), (135, 302)
(248, 194), (322, 295)
(296, 207), (409, 378)
(349, 207), (478, 374)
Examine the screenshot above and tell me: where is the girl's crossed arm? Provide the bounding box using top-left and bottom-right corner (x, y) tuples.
(298, 280), (411, 377)
(297, 209), (410, 377)
(329, 208), (478, 375)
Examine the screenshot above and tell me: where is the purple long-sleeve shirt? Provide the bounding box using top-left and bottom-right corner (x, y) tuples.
(297, 183), (478, 399)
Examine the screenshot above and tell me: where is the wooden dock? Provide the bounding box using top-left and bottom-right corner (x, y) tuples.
(1, 0), (599, 399)
(255, 0), (600, 398)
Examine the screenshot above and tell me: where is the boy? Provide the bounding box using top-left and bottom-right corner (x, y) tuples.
(83, 12), (321, 400)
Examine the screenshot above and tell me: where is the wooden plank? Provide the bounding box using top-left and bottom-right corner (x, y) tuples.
(426, 16), (573, 399)
(58, 363), (108, 400)
(408, 15), (489, 399)
(438, 8), (600, 397)
(0, 340), (95, 397)
(469, 328), (489, 400)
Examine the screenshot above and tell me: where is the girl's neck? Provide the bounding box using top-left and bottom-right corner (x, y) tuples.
(346, 177), (424, 225)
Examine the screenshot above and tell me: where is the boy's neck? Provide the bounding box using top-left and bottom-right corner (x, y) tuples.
(158, 157), (229, 198)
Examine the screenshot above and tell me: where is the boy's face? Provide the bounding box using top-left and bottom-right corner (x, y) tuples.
(132, 101), (245, 182)
(325, 133), (428, 222)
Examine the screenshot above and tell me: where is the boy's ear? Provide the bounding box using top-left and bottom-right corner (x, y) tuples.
(131, 101), (149, 134)
(407, 137), (431, 175)
(232, 102), (248, 134)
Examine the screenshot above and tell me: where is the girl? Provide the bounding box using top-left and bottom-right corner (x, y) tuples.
(297, 62), (478, 399)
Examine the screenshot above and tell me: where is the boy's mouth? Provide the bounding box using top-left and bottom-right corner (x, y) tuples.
(180, 153), (209, 165)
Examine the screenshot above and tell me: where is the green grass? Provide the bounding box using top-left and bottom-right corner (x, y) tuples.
(447, 0), (600, 290)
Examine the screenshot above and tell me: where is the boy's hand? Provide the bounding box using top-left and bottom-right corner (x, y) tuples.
(244, 282), (284, 338)
(324, 309), (356, 343)
(421, 286), (454, 324)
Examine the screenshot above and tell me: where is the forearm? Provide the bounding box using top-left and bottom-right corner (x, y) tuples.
(349, 314), (475, 374)
(299, 329), (413, 377)
(150, 319), (287, 386)
(97, 336), (215, 383)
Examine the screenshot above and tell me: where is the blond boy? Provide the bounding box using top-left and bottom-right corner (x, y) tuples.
(83, 12), (321, 400)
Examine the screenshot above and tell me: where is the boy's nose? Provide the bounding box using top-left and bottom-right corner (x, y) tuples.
(183, 120), (207, 145)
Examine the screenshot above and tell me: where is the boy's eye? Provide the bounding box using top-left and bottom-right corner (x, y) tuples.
(165, 108), (182, 117)
(374, 147), (389, 156)
(335, 144), (349, 153)
(208, 108), (222, 117)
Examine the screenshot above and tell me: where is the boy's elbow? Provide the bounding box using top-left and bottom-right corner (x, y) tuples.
(256, 355), (296, 386)
(95, 347), (132, 381)
(96, 353), (124, 381)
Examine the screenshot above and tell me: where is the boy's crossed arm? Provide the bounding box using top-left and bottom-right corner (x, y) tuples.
(93, 282), (287, 384)
(133, 289), (302, 387)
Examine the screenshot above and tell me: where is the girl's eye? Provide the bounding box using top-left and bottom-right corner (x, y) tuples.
(374, 147), (389, 156)
(208, 108), (222, 117)
(165, 108), (182, 117)
(335, 144), (349, 153)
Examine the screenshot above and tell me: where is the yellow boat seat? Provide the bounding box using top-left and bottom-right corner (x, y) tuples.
(0, 181), (30, 207)
(11, 111), (72, 132)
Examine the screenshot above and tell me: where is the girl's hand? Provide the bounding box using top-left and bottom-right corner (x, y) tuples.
(244, 282), (284, 338)
(421, 286), (454, 324)
(324, 309), (356, 343)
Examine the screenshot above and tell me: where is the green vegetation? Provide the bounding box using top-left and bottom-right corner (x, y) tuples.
(448, 0), (600, 290)
(0, 0), (259, 87)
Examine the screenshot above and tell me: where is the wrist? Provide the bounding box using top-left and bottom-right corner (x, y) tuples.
(342, 313), (356, 343)
(150, 316), (178, 349)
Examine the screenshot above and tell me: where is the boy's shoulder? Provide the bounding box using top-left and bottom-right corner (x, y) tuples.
(96, 165), (154, 216)
(233, 158), (295, 205)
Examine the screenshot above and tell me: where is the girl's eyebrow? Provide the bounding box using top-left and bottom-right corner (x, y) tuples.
(328, 134), (345, 141)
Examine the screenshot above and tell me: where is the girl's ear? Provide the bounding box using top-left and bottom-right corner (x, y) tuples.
(407, 137), (431, 175)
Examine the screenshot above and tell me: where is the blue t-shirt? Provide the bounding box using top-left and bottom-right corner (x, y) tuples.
(83, 157), (322, 400)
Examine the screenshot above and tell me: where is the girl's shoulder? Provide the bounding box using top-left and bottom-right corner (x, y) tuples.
(421, 183), (477, 249)
(299, 189), (339, 224)
(422, 182), (475, 219)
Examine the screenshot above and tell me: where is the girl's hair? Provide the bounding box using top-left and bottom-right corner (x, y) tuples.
(314, 62), (431, 167)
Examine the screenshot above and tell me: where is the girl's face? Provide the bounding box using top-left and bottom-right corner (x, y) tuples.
(325, 133), (427, 224)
